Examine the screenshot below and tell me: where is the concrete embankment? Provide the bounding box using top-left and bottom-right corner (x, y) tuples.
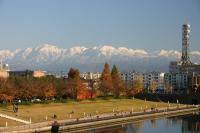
(0, 105), (199, 133)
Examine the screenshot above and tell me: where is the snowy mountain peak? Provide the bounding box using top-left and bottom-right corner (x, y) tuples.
(0, 44), (199, 71)
(158, 50), (181, 58)
(22, 48), (33, 59)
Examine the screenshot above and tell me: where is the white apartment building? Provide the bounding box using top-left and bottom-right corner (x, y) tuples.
(121, 72), (143, 89)
(143, 72), (165, 91)
(80, 72), (101, 80)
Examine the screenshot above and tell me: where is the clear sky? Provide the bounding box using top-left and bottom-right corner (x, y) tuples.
(0, 0), (199, 51)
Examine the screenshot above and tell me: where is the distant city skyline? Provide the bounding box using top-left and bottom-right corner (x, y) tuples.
(0, 0), (199, 51)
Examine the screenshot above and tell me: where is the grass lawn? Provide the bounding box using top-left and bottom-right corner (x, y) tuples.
(0, 117), (23, 127)
(0, 98), (176, 126)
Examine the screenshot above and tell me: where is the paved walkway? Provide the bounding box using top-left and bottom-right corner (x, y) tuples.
(0, 114), (31, 124)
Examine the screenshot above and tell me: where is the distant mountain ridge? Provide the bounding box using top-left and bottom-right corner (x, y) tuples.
(0, 44), (200, 72)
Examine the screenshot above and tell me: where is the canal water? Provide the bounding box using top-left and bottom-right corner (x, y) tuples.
(77, 112), (200, 133)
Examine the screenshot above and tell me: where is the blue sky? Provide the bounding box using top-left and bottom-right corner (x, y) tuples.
(0, 0), (199, 51)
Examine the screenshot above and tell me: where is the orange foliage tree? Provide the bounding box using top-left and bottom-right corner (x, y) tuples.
(99, 63), (113, 96)
(0, 78), (15, 102)
(67, 68), (86, 99)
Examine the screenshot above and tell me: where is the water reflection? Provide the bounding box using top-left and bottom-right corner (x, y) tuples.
(78, 112), (200, 133)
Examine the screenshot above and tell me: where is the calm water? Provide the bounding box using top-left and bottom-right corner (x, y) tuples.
(77, 112), (200, 133)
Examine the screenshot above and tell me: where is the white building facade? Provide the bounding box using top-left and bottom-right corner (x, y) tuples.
(143, 72), (165, 91)
(80, 72), (101, 80)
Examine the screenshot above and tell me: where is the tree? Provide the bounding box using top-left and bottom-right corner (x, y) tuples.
(164, 82), (172, 94)
(0, 78), (15, 102)
(67, 68), (84, 99)
(99, 63), (113, 96)
(55, 78), (68, 99)
(149, 80), (157, 93)
(132, 79), (143, 93)
(111, 65), (124, 98)
(43, 83), (56, 99)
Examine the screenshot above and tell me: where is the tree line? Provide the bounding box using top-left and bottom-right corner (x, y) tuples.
(0, 63), (144, 103)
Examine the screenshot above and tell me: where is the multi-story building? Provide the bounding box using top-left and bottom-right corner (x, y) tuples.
(190, 72), (200, 91)
(121, 71), (143, 89)
(80, 72), (101, 80)
(143, 72), (165, 91)
(164, 73), (188, 93)
(121, 72), (133, 89)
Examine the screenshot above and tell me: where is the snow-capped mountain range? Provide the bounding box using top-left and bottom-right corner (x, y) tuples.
(0, 44), (200, 72)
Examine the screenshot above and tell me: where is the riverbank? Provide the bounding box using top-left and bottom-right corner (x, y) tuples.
(0, 105), (199, 133)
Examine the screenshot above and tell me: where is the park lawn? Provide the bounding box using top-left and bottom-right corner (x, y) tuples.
(0, 99), (176, 125)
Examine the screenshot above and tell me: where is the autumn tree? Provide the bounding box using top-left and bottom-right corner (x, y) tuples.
(67, 68), (84, 99)
(149, 80), (157, 93)
(12, 76), (38, 100)
(0, 78), (16, 102)
(164, 82), (172, 94)
(132, 79), (143, 94)
(54, 78), (68, 99)
(111, 65), (124, 98)
(99, 63), (113, 96)
(43, 83), (56, 99)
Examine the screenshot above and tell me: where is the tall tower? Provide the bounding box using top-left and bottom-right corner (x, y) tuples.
(181, 24), (191, 65)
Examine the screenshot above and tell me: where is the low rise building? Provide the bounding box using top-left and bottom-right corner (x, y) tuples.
(0, 63), (9, 78)
(33, 70), (46, 78)
(0, 70), (9, 78)
(9, 70), (33, 77)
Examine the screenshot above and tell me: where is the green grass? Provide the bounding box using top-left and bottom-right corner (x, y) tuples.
(0, 98), (176, 126)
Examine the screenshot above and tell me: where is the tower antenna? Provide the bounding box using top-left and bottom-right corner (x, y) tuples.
(181, 23), (192, 65)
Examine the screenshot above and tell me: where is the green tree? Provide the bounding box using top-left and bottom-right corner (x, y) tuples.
(111, 65), (124, 98)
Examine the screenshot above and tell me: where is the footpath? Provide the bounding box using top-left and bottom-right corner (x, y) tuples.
(0, 114), (31, 125)
(0, 105), (199, 133)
